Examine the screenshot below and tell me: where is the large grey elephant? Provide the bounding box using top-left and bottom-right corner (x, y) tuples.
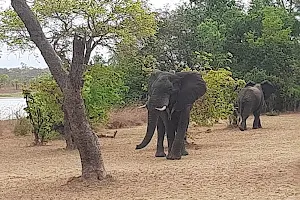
(237, 80), (275, 131)
(136, 70), (207, 160)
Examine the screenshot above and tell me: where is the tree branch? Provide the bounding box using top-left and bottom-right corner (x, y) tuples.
(70, 35), (86, 89)
(11, 0), (68, 89)
(84, 37), (93, 65)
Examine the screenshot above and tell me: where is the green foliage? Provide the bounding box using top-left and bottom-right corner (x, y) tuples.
(194, 51), (233, 71)
(0, 0), (157, 62)
(0, 9), (33, 50)
(133, 0), (300, 113)
(113, 52), (155, 103)
(23, 64), (129, 135)
(23, 75), (63, 142)
(83, 64), (128, 123)
(196, 19), (226, 54)
(185, 68), (245, 126)
(0, 74), (9, 87)
(0, 67), (49, 86)
(243, 68), (278, 83)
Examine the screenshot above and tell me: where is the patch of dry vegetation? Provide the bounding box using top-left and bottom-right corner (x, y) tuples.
(106, 106), (147, 129)
(0, 120), (17, 138)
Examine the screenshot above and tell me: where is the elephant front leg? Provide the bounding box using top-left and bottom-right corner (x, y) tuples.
(165, 111), (178, 156)
(181, 134), (189, 156)
(167, 107), (191, 160)
(155, 118), (166, 157)
(166, 124), (175, 156)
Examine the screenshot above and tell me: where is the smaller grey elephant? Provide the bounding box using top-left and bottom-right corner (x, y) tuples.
(237, 80), (275, 131)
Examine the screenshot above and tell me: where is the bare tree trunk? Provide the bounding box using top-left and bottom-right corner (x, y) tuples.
(63, 106), (76, 150)
(64, 86), (107, 179)
(12, 0), (107, 180)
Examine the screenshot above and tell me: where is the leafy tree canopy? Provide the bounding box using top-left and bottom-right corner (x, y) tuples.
(0, 0), (157, 63)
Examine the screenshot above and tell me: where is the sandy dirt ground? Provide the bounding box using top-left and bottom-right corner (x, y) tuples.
(1, 114), (300, 200)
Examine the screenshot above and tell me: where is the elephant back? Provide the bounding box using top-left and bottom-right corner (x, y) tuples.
(238, 86), (264, 112)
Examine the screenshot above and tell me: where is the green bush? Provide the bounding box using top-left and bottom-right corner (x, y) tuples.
(184, 68), (245, 126)
(83, 64), (129, 123)
(23, 75), (63, 142)
(114, 55), (155, 103)
(23, 64), (129, 142)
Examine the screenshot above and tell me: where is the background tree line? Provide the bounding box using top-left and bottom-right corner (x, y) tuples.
(134, 0), (300, 112)
(0, 66), (49, 89)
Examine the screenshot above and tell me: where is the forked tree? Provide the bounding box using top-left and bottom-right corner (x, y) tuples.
(9, 0), (156, 180)
(2, 0), (156, 150)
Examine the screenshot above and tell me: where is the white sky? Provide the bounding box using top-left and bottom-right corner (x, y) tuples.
(0, 0), (248, 69)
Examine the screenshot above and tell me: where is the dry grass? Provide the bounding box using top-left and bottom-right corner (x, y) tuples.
(106, 106), (147, 129)
(0, 114), (300, 199)
(0, 120), (17, 138)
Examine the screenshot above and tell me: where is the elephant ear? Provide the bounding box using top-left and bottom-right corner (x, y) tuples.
(261, 80), (275, 100)
(172, 72), (207, 111)
(245, 81), (256, 87)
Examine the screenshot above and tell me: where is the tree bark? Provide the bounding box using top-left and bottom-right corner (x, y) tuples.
(11, 0), (107, 180)
(63, 105), (76, 150)
(64, 86), (107, 179)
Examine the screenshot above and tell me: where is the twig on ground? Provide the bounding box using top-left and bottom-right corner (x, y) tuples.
(97, 130), (117, 138)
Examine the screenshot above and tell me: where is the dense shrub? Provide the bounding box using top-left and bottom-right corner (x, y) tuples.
(22, 64), (129, 142)
(83, 64), (128, 123)
(185, 68), (245, 126)
(113, 53), (155, 104)
(23, 75), (63, 143)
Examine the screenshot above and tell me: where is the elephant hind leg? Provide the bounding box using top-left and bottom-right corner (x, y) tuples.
(253, 110), (261, 129)
(239, 115), (249, 131)
(238, 103), (251, 131)
(258, 118), (262, 128)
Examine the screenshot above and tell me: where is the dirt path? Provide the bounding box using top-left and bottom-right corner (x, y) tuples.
(1, 114), (300, 200)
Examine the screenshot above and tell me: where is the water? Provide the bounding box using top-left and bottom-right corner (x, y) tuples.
(0, 98), (27, 120)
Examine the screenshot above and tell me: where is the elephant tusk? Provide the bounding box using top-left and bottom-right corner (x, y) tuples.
(138, 104), (147, 108)
(155, 106), (167, 111)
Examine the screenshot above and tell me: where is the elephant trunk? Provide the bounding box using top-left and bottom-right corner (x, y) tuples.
(136, 110), (159, 149)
